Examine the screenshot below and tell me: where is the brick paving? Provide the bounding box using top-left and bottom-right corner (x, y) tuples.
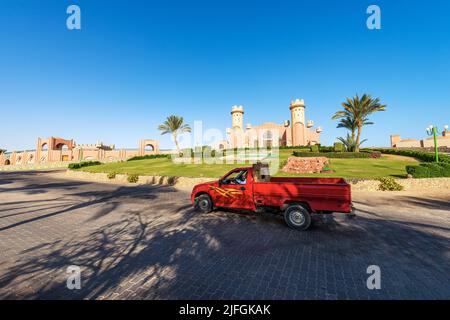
(0, 170), (449, 299)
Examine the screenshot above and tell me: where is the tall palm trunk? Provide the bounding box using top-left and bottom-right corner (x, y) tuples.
(349, 129), (356, 151)
(355, 125), (362, 152)
(172, 132), (180, 153)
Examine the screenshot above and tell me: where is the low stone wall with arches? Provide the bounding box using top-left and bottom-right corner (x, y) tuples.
(0, 137), (161, 167)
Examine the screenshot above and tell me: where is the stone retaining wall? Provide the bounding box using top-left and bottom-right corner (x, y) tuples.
(347, 177), (450, 191)
(0, 162), (69, 171)
(64, 170), (213, 191)
(64, 170), (450, 192)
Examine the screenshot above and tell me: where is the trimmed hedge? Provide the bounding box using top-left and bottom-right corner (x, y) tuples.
(293, 151), (372, 158)
(68, 161), (101, 169)
(364, 148), (450, 163)
(319, 146), (334, 153)
(279, 146), (311, 151)
(127, 154), (171, 161)
(406, 162), (450, 178)
(360, 148), (450, 178)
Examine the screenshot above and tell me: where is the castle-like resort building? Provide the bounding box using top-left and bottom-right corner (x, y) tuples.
(221, 98), (322, 149)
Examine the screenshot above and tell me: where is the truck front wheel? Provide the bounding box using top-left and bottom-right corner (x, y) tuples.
(195, 194), (213, 213)
(284, 204), (311, 230)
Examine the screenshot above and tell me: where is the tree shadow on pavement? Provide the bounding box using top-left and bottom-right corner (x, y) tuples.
(0, 201), (449, 300)
(0, 183), (174, 232)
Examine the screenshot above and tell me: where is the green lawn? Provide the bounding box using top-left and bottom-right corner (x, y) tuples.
(78, 150), (419, 179)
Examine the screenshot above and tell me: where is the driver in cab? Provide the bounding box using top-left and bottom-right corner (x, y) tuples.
(234, 171), (247, 185)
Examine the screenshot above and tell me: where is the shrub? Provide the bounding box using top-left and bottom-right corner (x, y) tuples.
(310, 145), (319, 153)
(406, 162), (450, 178)
(68, 161), (101, 170)
(127, 174), (139, 183)
(127, 154), (170, 161)
(333, 142), (345, 152)
(107, 172), (117, 179)
(179, 148), (194, 158)
(370, 151), (382, 158)
(293, 151), (372, 158)
(377, 177), (404, 191)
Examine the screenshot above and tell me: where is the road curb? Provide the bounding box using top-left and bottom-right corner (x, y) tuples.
(63, 170), (450, 192)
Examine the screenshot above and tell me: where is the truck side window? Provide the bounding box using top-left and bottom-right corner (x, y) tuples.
(235, 171), (247, 185)
(222, 170), (247, 185)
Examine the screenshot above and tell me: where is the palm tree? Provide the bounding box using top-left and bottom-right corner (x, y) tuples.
(158, 115), (191, 153)
(0, 149), (6, 155)
(337, 133), (367, 152)
(332, 94), (386, 152)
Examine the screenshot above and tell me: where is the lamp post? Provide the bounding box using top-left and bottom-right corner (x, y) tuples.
(426, 124), (448, 162)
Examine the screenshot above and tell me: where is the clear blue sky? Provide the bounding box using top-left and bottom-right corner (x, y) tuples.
(1, 0), (449, 151)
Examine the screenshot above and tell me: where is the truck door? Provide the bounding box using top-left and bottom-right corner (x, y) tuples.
(210, 169), (254, 210)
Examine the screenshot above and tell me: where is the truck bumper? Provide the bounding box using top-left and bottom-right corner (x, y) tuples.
(347, 204), (356, 219)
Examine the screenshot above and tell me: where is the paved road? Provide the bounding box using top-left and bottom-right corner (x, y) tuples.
(0, 171), (449, 299)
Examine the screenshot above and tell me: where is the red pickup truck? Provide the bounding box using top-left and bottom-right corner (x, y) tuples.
(191, 164), (354, 230)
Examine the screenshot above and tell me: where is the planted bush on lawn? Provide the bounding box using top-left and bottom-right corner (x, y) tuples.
(127, 174), (139, 183)
(377, 177), (404, 191)
(107, 172), (117, 179)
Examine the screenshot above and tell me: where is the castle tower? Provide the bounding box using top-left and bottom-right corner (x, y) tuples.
(290, 99), (305, 146)
(231, 105), (244, 129)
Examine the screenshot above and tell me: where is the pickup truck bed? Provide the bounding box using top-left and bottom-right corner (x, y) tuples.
(253, 177), (352, 213)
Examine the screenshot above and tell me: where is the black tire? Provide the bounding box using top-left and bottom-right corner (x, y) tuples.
(195, 194), (213, 213)
(284, 204), (312, 230)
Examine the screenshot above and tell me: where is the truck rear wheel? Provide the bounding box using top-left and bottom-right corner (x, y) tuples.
(195, 194), (213, 213)
(284, 204), (311, 230)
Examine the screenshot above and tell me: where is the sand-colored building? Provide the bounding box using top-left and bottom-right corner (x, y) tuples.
(390, 130), (450, 148)
(0, 137), (160, 166)
(220, 99), (322, 149)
